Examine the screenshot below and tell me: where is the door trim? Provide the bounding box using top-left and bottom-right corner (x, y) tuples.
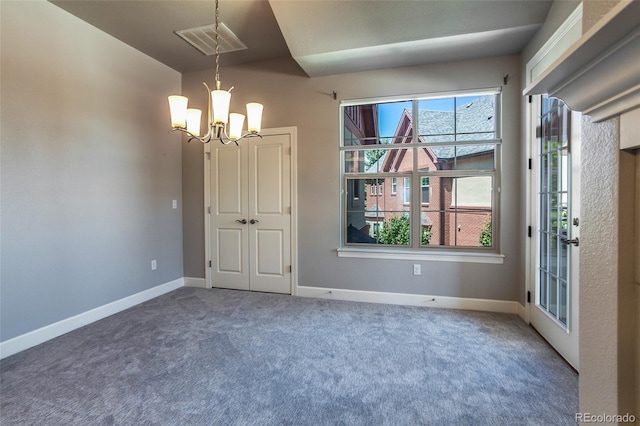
(204, 126), (298, 294)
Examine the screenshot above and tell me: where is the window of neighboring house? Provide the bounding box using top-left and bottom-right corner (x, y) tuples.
(421, 174), (430, 204)
(403, 177), (411, 204)
(341, 89), (500, 251)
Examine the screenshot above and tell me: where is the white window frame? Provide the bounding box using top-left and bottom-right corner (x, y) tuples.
(339, 88), (504, 263)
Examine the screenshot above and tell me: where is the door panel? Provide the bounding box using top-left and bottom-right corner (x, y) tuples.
(249, 134), (291, 294)
(211, 143), (249, 290)
(255, 230), (284, 275)
(217, 229), (243, 273)
(255, 144), (283, 214)
(216, 148), (243, 214)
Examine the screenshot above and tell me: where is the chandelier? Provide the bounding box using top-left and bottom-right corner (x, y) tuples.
(167, 0), (263, 144)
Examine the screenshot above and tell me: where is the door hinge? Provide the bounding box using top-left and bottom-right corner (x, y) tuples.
(527, 226), (532, 238)
(205, 151), (211, 159)
(528, 95), (532, 104)
(208, 260), (212, 268)
(287, 265), (292, 273)
(528, 158), (532, 170)
(207, 206), (211, 214)
(527, 291), (531, 304)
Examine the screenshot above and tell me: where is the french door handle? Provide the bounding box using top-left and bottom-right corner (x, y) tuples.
(250, 219), (259, 224)
(561, 237), (579, 247)
(235, 219), (247, 224)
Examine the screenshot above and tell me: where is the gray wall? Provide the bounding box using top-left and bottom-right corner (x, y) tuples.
(0, 1), (183, 341)
(183, 55), (524, 302)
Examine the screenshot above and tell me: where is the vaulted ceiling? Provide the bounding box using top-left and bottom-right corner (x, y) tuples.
(50, 0), (553, 77)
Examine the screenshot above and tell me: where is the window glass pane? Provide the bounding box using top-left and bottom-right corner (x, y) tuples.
(455, 95), (495, 139)
(426, 145), (495, 171)
(377, 212), (412, 246)
(417, 95), (496, 143)
(549, 275), (558, 317)
(346, 178), (376, 244)
(346, 178), (411, 246)
(418, 98), (454, 142)
(558, 279), (568, 325)
(344, 105), (379, 146)
(377, 100), (412, 139)
(419, 176), (492, 247)
(344, 148), (412, 173)
(344, 150), (365, 173)
(540, 272), (548, 309)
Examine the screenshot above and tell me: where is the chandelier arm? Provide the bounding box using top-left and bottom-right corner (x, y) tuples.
(202, 81), (213, 127)
(172, 127), (212, 144)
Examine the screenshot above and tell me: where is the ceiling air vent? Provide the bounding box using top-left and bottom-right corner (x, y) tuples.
(175, 23), (247, 56)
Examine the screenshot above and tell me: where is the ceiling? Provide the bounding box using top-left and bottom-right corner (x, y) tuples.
(50, 0), (554, 77)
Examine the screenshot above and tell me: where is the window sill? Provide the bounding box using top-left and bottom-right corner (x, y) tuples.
(336, 247), (505, 264)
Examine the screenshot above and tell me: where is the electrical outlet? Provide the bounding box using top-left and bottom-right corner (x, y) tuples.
(151, 260), (157, 270)
(413, 264), (421, 275)
(172, 200), (177, 209)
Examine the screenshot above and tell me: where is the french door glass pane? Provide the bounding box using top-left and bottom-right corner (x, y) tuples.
(538, 96), (571, 327)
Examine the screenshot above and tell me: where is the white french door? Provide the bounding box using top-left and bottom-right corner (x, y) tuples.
(208, 131), (293, 294)
(530, 95), (580, 369)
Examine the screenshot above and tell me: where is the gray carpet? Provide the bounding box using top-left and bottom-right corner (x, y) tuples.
(0, 287), (578, 425)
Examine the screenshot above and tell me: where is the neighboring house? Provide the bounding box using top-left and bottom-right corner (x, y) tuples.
(346, 97), (494, 247)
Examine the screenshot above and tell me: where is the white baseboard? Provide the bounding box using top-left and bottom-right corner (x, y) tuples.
(297, 286), (522, 315)
(184, 277), (206, 288)
(517, 302), (528, 322)
(0, 278), (184, 359)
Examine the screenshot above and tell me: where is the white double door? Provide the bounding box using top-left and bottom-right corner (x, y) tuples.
(209, 131), (292, 294)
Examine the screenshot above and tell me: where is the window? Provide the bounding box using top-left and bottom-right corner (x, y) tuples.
(370, 183), (383, 196)
(403, 177), (411, 204)
(421, 175), (430, 203)
(341, 89), (500, 251)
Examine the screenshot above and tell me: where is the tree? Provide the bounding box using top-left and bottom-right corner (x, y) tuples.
(479, 216), (492, 247)
(365, 149), (386, 169)
(364, 138), (392, 170)
(378, 215), (431, 245)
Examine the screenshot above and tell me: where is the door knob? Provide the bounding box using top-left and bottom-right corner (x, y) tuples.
(250, 219), (259, 224)
(561, 237), (579, 246)
(235, 219), (247, 224)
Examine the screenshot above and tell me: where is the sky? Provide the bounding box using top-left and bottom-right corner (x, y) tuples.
(377, 96), (479, 138)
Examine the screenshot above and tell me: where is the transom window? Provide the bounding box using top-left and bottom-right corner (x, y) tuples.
(341, 89), (500, 250)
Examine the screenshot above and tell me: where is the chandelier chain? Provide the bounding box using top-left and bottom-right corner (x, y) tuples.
(214, 0), (220, 84)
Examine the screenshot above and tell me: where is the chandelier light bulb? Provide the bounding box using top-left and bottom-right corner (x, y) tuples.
(168, 95), (188, 129)
(186, 108), (202, 136)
